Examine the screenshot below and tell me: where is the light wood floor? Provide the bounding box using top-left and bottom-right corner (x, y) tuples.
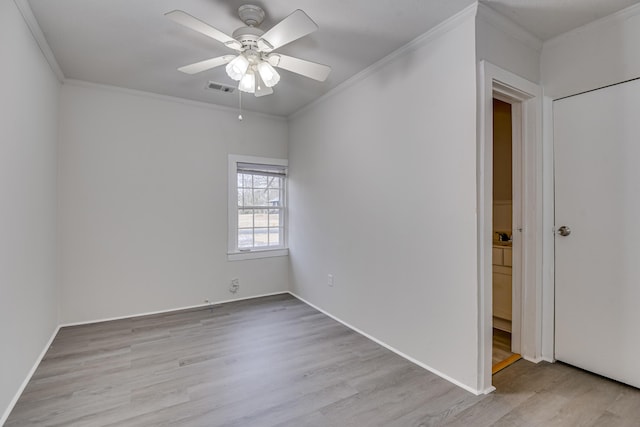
(6, 294), (640, 426)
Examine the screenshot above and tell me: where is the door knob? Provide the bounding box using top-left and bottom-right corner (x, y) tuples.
(557, 226), (571, 236)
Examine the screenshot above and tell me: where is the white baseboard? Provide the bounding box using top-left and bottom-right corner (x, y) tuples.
(523, 355), (545, 364)
(287, 292), (483, 396)
(1, 325), (60, 425)
(59, 291), (289, 327)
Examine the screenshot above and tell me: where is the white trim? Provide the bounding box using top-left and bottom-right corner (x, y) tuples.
(59, 291), (289, 328)
(476, 3), (542, 52)
(508, 99), (523, 355)
(63, 79), (287, 121)
(540, 95), (556, 362)
(228, 248), (289, 261)
(544, 1), (640, 48)
(478, 61), (543, 393)
(289, 2), (478, 120)
(522, 355), (544, 364)
(288, 292), (487, 396)
(0, 325), (60, 425)
(12, 0), (64, 82)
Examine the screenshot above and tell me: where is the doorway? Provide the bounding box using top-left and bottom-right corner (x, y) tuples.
(478, 61), (544, 394)
(491, 98), (521, 374)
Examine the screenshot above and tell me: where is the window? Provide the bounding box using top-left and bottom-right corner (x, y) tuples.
(228, 155), (288, 260)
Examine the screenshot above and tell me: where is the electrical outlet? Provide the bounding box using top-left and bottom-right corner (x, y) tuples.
(328, 274), (334, 287)
(229, 278), (240, 294)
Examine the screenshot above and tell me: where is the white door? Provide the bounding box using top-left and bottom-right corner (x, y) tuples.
(554, 78), (640, 388)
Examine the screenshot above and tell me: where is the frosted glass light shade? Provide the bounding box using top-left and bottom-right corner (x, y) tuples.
(257, 61), (280, 87)
(238, 70), (256, 93)
(225, 55), (249, 81)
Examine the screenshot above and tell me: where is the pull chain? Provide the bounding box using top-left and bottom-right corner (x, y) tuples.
(238, 89), (243, 121)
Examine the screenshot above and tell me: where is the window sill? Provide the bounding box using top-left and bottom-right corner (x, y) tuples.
(227, 248), (289, 261)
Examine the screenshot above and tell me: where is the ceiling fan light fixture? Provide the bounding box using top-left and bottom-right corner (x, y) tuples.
(257, 61), (280, 87)
(226, 55), (250, 81)
(238, 69), (256, 93)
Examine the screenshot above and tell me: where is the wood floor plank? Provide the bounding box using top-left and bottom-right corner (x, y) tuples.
(6, 294), (640, 426)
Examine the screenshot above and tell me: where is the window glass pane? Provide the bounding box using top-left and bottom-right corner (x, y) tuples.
(269, 228), (280, 246)
(242, 174), (253, 188)
(253, 175), (268, 188)
(233, 161), (286, 253)
(254, 228), (269, 247)
(268, 176), (281, 189)
(253, 189), (268, 206)
(268, 211), (280, 227)
(238, 209), (253, 228)
(268, 189), (280, 206)
(237, 189), (245, 207)
(238, 228), (253, 248)
(243, 189), (253, 206)
(254, 209), (268, 227)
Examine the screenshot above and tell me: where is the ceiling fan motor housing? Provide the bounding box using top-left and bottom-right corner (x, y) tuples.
(232, 25), (265, 51)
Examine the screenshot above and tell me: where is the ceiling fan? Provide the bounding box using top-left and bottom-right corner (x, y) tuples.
(165, 5), (331, 97)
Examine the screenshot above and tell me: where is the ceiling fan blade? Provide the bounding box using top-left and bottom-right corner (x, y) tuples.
(166, 10), (242, 51)
(268, 54), (331, 82)
(257, 10), (318, 52)
(177, 55), (236, 75)
(254, 71), (274, 97)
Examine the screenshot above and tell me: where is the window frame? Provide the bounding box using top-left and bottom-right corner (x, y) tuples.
(227, 154), (288, 261)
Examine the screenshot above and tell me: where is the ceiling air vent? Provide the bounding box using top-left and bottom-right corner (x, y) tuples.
(206, 81), (235, 93)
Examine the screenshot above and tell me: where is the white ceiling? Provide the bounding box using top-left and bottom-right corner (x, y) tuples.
(483, 0), (640, 41)
(28, 0), (640, 117)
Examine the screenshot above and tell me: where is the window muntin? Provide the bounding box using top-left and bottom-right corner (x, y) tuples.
(228, 156), (287, 257)
(237, 171), (284, 249)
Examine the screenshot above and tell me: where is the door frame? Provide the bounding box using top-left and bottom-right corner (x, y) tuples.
(477, 61), (544, 393)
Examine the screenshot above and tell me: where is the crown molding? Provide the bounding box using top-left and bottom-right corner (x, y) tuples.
(544, 1), (640, 48)
(63, 79), (287, 122)
(13, 0), (64, 82)
(476, 2), (542, 52)
(288, 2), (479, 120)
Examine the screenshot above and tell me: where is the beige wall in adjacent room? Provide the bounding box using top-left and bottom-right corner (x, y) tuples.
(493, 99), (512, 202)
(492, 99), (513, 232)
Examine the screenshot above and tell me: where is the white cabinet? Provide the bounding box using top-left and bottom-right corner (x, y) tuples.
(503, 247), (512, 267)
(493, 245), (512, 332)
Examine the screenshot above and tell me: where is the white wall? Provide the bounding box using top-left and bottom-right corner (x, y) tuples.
(288, 13), (480, 390)
(58, 82), (288, 324)
(541, 4), (640, 99)
(476, 5), (542, 84)
(0, 0), (60, 420)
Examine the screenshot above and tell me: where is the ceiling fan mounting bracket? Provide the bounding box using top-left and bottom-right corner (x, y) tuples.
(238, 4), (265, 27)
